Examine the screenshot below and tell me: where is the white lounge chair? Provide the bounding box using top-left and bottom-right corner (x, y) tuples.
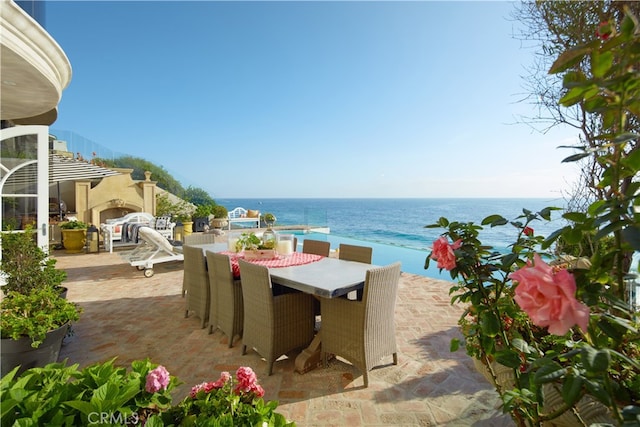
(121, 227), (183, 277)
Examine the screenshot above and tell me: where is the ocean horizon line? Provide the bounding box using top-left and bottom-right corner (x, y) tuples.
(218, 197), (566, 201)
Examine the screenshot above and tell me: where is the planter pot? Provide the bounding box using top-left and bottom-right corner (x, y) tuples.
(243, 249), (277, 260)
(472, 358), (614, 426)
(193, 217), (210, 232)
(211, 218), (228, 229)
(61, 229), (86, 253)
(472, 357), (515, 390)
(182, 221), (193, 237)
(541, 382), (614, 427)
(1, 323), (69, 377)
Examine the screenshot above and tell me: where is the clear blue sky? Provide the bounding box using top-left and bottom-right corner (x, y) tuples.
(46, 1), (580, 200)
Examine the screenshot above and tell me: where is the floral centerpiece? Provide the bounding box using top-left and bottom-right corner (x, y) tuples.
(234, 232), (277, 259)
(426, 7), (639, 427)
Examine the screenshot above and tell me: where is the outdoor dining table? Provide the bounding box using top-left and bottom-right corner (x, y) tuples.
(190, 242), (378, 373)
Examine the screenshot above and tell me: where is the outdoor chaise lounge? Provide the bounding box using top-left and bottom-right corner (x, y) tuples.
(101, 212), (175, 252)
(121, 226), (183, 278)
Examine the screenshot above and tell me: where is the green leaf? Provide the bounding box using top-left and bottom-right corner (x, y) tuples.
(511, 338), (532, 354)
(450, 338), (460, 352)
(563, 212), (587, 223)
(501, 253), (518, 269)
(63, 400), (97, 416)
(622, 145), (640, 172)
(581, 347), (610, 373)
(563, 227), (584, 244)
(562, 152), (591, 163)
(591, 50), (614, 78)
(534, 362), (566, 384)
(561, 375), (583, 406)
(495, 350), (523, 369)
(559, 84), (598, 107)
(482, 215), (507, 226)
(479, 311), (501, 338)
(424, 256), (431, 270)
(538, 207), (559, 221)
(542, 227), (567, 249)
(144, 416), (164, 427)
(550, 44), (594, 74)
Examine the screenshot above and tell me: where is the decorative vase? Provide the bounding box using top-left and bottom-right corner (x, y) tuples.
(262, 228), (277, 249)
(0, 323), (69, 377)
(61, 229), (86, 253)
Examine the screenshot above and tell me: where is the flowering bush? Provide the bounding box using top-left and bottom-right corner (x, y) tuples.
(1, 361), (293, 426)
(428, 211), (639, 426)
(426, 7), (639, 427)
(0, 358), (176, 425)
(153, 366), (292, 426)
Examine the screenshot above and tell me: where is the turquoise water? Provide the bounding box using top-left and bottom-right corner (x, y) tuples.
(219, 198), (570, 280)
(291, 231), (443, 279)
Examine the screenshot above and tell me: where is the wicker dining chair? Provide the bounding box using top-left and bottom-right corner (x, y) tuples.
(206, 251), (243, 347)
(182, 245), (210, 329)
(302, 239), (331, 257)
(237, 259), (315, 375)
(320, 262), (401, 387)
(184, 233), (218, 245)
(338, 243), (373, 264)
(339, 243), (373, 300)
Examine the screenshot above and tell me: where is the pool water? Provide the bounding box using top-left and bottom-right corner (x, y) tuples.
(280, 231), (446, 280)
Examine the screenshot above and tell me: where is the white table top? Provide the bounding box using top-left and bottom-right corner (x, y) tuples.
(191, 242), (228, 253)
(270, 257), (375, 298)
(189, 243), (374, 298)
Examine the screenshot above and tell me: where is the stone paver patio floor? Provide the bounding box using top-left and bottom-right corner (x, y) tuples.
(55, 249), (514, 426)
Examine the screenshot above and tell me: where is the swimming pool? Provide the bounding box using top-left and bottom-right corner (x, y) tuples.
(279, 230), (446, 280)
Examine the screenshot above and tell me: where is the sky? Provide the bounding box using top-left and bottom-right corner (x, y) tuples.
(45, 1), (581, 200)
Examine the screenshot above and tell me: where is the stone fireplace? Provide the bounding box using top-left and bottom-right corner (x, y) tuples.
(72, 170), (160, 227)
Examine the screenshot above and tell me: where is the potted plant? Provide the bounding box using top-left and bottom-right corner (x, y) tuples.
(192, 203), (214, 232)
(211, 205), (229, 229)
(234, 232), (276, 259)
(59, 220), (88, 254)
(426, 10), (639, 426)
(0, 229), (82, 376)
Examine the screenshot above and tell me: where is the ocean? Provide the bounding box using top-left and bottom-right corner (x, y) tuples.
(216, 198), (569, 280)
